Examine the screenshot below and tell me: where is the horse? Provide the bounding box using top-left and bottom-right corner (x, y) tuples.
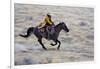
(19, 22), (69, 50)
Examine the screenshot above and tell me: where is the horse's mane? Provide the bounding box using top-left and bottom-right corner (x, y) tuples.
(55, 22), (65, 28)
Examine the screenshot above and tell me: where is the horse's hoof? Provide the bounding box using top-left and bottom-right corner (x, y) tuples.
(19, 34), (22, 36)
(43, 48), (47, 50)
(50, 43), (55, 46)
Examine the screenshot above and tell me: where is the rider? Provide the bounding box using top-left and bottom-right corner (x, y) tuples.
(37, 13), (55, 38)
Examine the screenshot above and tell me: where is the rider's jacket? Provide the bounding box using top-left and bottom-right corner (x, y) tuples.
(38, 15), (54, 28)
(44, 16), (54, 26)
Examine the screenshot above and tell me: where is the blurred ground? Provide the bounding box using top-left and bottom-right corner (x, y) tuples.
(14, 3), (94, 65)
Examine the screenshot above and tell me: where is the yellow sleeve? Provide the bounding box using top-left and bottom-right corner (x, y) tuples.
(46, 18), (52, 24)
(44, 16), (52, 24)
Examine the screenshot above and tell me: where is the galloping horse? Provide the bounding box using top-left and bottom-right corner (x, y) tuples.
(19, 22), (69, 50)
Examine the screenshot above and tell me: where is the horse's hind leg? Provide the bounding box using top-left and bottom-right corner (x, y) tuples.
(38, 39), (47, 50)
(56, 40), (61, 50)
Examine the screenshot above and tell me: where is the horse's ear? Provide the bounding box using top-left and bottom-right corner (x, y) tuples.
(61, 22), (64, 23)
(61, 22), (65, 25)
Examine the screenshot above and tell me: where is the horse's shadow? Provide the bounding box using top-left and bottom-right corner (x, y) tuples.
(44, 48), (56, 51)
(31, 48), (56, 51)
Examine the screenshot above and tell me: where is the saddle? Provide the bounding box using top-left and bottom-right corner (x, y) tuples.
(39, 25), (55, 39)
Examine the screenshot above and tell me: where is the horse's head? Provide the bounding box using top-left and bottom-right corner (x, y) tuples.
(60, 22), (69, 32)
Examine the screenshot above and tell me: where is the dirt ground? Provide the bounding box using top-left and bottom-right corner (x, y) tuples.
(14, 3), (94, 65)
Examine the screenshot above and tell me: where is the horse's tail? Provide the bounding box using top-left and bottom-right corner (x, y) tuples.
(19, 27), (34, 38)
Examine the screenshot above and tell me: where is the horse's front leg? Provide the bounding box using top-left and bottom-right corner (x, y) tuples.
(38, 39), (47, 50)
(56, 40), (61, 50)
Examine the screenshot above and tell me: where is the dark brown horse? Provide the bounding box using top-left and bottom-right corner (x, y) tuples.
(19, 22), (69, 50)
